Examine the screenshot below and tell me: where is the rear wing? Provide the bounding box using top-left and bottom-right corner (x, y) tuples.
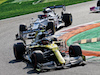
(47, 5), (64, 8)
(46, 5), (66, 11)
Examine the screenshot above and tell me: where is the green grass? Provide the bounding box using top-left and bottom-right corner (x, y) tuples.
(11, 0), (34, 3)
(0, 0), (7, 4)
(0, 0), (93, 20)
(43, 0), (60, 3)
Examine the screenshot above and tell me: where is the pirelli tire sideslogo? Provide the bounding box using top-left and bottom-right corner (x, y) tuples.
(62, 13), (72, 27)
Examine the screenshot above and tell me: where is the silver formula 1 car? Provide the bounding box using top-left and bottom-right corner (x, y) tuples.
(16, 5), (72, 40)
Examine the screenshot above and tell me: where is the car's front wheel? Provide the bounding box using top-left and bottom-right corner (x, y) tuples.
(13, 42), (25, 60)
(69, 44), (82, 57)
(19, 24), (27, 32)
(30, 50), (44, 69)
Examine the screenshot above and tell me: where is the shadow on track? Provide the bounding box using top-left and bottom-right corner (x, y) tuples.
(9, 59), (22, 63)
(9, 59), (86, 74)
(89, 11), (100, 14)
(9, 59), (39, 74)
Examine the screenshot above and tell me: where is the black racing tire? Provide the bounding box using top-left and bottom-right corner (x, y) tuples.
(69, 44), (82, 57)
(30, 50), (44, 69)
(46, 22), (56, 35)
(19, 25), (27, 32)
(97, 0), (100, 7)
(62, 13), (72, 26)
(13, 42), (25, 60)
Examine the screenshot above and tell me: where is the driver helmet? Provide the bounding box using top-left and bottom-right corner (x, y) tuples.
(43, 8), (52, 13)
(41, 38), (50, 45)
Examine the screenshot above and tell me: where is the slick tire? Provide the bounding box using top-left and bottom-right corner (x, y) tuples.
(19, 24), (27, 32)
(62, 13), (72, 26)
(13, 42), (25, 60)
(69, 44), (82, 57)
(31, 50), (44, 69)
(46, 22), (56, 35)
(97, 0), (100, 6)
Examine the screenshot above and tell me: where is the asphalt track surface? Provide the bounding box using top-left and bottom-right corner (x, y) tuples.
(0, 0), (100, 75)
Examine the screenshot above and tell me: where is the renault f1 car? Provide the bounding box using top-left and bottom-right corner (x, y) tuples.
(13, 28), (85, 72)
(16, 5), (72, 40)
(90, 0), (100, 12)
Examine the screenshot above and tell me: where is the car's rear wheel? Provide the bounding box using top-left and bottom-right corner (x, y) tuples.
(46, 22), (56, 35)
(62, 13), (72, 27)
(13, 42), (25, 60)
(69, 44), (82, 57)
(97, 0), (100, 6)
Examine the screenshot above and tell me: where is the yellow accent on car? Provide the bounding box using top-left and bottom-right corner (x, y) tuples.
(29, 43), (65, 64)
